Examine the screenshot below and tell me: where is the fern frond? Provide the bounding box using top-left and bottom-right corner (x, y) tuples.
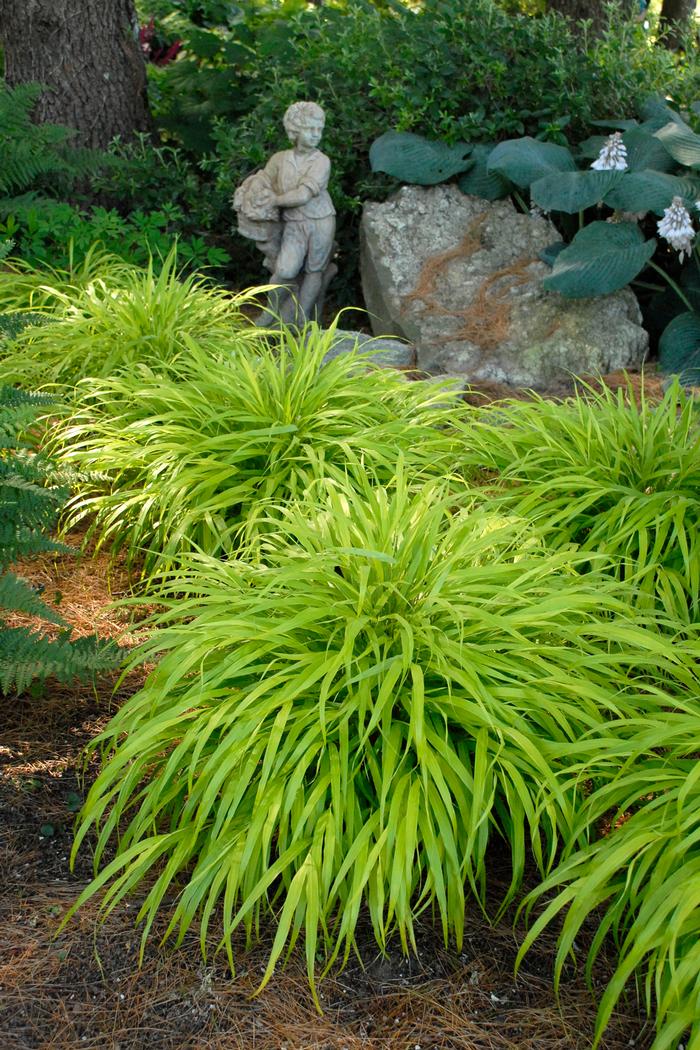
(0, 524), (72, 568)
(0, 386), (55, 410)
(0, 625), (122, 696)
(0, 412), (52, 451)
(0, 387), (69, 566)
(0, 83), (43, 135)
(0, 84), (99, 195)
(0, 383), (120, 695)
(0, 386), (56, 448)
(0, 311), (49, 345)
(1, 463), (66, 517)
(0, 570), (66, 625)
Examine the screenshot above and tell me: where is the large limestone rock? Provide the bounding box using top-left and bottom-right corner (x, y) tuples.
(322, 329), (415, 369)
(360, 185), (648, 389)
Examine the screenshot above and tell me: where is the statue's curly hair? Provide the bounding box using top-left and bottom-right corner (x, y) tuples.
(283, 101), (325, 138)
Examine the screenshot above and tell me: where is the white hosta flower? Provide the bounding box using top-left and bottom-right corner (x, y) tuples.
(591, 132), (628, 171)
(658, 196), (695, 262)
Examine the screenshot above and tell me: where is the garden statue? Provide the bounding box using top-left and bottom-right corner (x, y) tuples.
(233, 101), (337, 326)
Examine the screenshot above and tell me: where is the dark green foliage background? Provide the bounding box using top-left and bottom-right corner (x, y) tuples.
(2, 0), (700, 301)
(136, 0), (700, 301)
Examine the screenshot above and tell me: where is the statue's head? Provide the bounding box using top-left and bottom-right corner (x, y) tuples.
(283, 101), (325, 147)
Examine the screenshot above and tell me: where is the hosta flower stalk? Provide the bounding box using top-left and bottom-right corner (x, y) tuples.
(591, 132), (628, 172)
(657, 196), (695, 262)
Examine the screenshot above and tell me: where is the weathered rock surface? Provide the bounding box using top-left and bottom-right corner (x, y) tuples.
(322, 329), (415, 369)
(360, 185), (648, 389)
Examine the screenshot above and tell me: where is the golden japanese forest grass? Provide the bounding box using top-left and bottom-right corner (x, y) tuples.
(4, 257), (700, 1049)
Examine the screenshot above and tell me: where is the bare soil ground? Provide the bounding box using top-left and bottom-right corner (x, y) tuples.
(1, 379), (661, 1049)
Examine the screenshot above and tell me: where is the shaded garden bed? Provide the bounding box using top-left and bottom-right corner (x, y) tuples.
(0, 410), (660, 1050)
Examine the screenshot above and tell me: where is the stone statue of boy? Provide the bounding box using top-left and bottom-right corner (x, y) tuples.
(233, 101), (336, 326)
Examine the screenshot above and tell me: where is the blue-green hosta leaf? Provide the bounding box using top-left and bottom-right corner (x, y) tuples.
(590, 118), (640, 130)
(604, 171), (700, 216)
(639, 95), (687, 131)
(539, 241), (567, 267)
(577, 135), (607, 161)
(369, 132), (473, 185)
(622, 127), (675, 173)
(577, 129), (673, 173)
(647, 266), (700, 340)
(659, 311), (700, 382)
(487, 137), (577, 189)
(457, 144), (510, 200)
(654, 122), (700, 169)
(543, 221), (656, 299)
(530, 170), (624, 214)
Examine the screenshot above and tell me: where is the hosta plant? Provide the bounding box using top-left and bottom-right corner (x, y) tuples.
(66, 475), (699, 1003)
(519, 716), (700, 1050)
(370, 96), (700, 376)
(460, 381), (700, 622)
(49, 326), (470, 576)
(0, 247), (262, 390)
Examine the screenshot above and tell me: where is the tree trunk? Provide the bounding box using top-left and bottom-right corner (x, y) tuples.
(0, 0), (151, 148)
(547, 0), (634, 35)
(659, 0), (696, 49)
(547, 0), (605, 31)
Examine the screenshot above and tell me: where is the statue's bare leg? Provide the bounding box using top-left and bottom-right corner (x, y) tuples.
(255, 278), (296, 327)
(297, 271), (324, 323)
(310, 262), (338, 324)
(265, 272), (323, 328)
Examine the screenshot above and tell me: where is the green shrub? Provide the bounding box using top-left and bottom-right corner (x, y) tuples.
(0, 198), (230, 276)
(86, 133), (231, 272)
(459, 382), (700, 621)
(49, 326), (470, 576)
(148, 0), (700, 301)
(0, 83), (227, 277)
(66, 473), (696, 1001)
(90, 133), (204, 219)
(0, 386), (120, 695)
(0, 248), (259, 389)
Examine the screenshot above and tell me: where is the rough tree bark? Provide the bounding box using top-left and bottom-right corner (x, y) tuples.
(547, 0), (604, 21)
(0, 0), (151, 148)
(658, 0), (697, 49)
(547, 0), (635, 35)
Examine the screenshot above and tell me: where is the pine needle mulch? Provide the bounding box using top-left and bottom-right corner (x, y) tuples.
(0, 406), (658, 1050)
